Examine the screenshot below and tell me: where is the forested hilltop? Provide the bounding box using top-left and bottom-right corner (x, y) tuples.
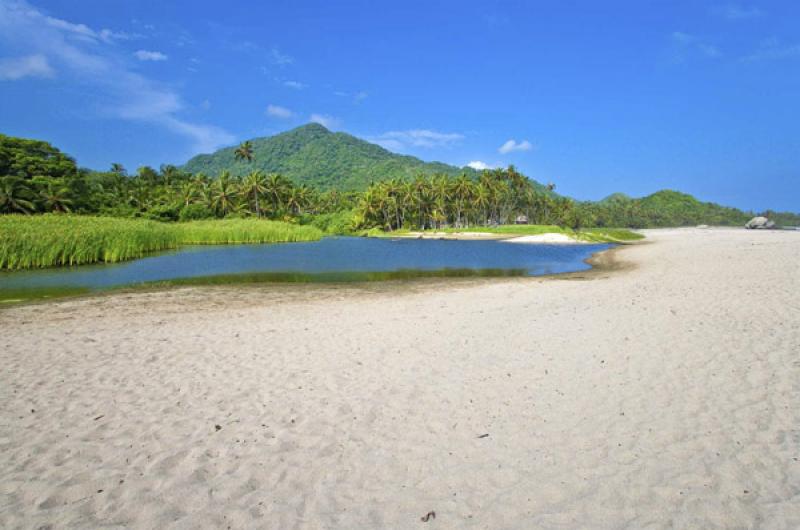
(2, 131), (797, 230)
(183, 123), (481, 190)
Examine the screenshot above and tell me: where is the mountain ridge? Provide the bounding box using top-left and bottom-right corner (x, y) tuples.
(182, 123), (485, 190)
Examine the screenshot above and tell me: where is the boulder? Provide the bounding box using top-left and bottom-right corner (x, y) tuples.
(745, 216), (772, 229)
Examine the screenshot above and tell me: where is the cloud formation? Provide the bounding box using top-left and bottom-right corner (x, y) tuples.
(671, 31), (721, 59)
(334, 89), (369, 103)
(466, 161), (493, 170)
(310, 113), (340, 129)
(269, 47), (293, 65)
(0, 0), (233, 153)
(713, 4), (764, 20)
(283, 80), (307, 90)
(134, 50), (167, 61)
(374, 129), (464, 150)
(743, 38), (800, 61)
(266, 104), (293, 118)
(498, 139), (533, 154)
(0, 53), (54, 80)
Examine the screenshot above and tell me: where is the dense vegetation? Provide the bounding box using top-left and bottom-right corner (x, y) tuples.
(582, 190), (752, 228)
(0, 215), (322, 269)
(1, 130), (796, 241)
(182, 123), (488, 190)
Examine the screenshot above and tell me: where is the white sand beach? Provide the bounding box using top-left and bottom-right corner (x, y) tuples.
(503, 233), (588, 244)
(1, 227), (799, 529)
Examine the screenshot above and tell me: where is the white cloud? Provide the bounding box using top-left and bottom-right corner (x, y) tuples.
(498, 139), (533, 154)
(0, 54), (54, 80)
(283, 80), (307, 90)
(310, 113), (340, 129)
(134, 50), (168, 61)
(266, 104), (293, 119)
(269, 47), (293, 65)
(743, 38), (800, 61)
(466, 161), (493, 170)
(713, 4), (764, 20)
(0, 0), (233, 153)
(334, 89), (369, 103)
(374, 129), (464, 150)
(43, 13), (131, 44)
(671, 32), (721, 59)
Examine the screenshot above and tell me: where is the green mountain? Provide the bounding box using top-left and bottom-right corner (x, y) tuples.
(182, 123), (481, 190)
(637, 190), (750, 226)
(587, 189), (751, 227)
(597, 192), (633, 205)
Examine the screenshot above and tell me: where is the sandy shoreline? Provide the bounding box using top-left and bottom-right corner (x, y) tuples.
(2, 227), (799, 529)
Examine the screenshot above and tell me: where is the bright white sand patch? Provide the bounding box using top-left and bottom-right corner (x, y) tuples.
(504, 232), (586, 243)
(1, 228), (799, 528)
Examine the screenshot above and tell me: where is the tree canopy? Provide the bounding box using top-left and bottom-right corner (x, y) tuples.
(2, 131), (795, 229)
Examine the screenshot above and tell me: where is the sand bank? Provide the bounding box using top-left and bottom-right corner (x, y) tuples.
(395, 231), (510, 240)
(503, 232), (588, 244)
(1, 227), (799, 529)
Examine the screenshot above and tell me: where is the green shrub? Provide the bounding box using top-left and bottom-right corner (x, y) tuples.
(179, 203), (215, 221)
(308, 209), (357, 234)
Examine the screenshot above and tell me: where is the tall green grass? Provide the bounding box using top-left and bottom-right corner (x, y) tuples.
(0, 215), (178, 269)
(175, 219), (322, 245)
(0, 215), (323, 270)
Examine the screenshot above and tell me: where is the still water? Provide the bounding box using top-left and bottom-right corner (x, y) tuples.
(0, 237), (611, 299)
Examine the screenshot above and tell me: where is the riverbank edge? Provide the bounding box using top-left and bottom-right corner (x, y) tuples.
(0, 240), (641, 310)
(370, 229), (644, 244)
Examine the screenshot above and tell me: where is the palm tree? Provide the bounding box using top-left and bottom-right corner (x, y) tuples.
(234, 141), (255, 164)
(474, 184), (490, 225)
(452, 174), (474, 227)
(0, 177), (36, 214)
(241, 171), (267, 217)
(39, 181), (73, 212)
(210, 172), (239, 216)
(264, 173), (290, 215)
(110, 163), (127, 176)
(178, 181), (199, 207)
(289, 185), (313, 216)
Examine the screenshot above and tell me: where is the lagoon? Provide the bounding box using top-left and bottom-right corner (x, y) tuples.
(0, 237), (610, 300)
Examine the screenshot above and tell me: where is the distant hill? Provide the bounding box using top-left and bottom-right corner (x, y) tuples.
(182, 123), (483, 190)
(637, 190), (750, 226)
(597, 192), (633, 205)
(588, 189), (751, 227)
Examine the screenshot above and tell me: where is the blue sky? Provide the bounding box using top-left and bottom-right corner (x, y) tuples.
(0, 0), (798, 211)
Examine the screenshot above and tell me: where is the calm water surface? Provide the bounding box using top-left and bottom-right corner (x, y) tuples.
(0, 237), (610, 297)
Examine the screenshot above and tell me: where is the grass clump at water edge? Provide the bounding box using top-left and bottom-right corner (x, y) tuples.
(0, 215), (178, 269)
(0, 215), (324, 270)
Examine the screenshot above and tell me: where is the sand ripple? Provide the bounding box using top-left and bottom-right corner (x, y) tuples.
(1, 227), (799, 528)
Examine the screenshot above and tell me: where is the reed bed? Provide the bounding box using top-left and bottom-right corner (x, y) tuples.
(0, 215), (178, 269)
(0, 215), (324, 270)
(175, 219), (322, 245)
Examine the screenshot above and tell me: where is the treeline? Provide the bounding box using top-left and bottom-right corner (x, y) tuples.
(355, 168), (578, 229)
(0, 134), (357, 223)
(2, 133), (794, 230)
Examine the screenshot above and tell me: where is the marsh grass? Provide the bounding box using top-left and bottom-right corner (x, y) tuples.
(0, 215), (178, 269)
(0, 215), (324, 270)
(176, 219), (322, 245)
